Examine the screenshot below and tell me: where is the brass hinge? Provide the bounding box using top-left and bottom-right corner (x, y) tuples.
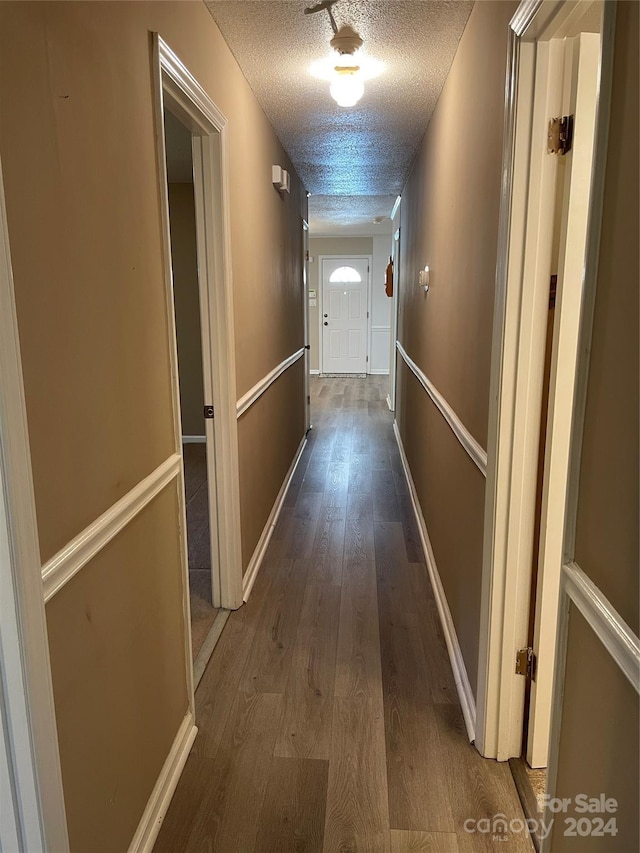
(516, 647), (537, 680)
(204, 405), (214, 419)
(547, 115), (574, 155)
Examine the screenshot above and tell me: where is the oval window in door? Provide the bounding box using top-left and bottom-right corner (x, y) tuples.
(329, 266), (362, 283)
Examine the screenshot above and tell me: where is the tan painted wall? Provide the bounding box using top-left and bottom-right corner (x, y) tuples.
(46, 485), (187, 853)
(552, 6), (639, 847)
(395, 0), (517, 695)
(168, 182), (205, 438)
(308, 237), (373, 372)
(551, 607), (639, 852)
(0, 1), (305, 849)
(573, 0), (639, 634)
(238, 357), (305, 569)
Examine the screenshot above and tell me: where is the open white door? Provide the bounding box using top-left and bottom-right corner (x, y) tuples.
(527, 30), (601, 768)
(321, 257), (369, 374)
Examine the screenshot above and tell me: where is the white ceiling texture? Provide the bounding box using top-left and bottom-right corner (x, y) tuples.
(205, 1), (473, 235)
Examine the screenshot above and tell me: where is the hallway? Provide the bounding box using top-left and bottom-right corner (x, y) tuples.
(154, 377), (531, 853)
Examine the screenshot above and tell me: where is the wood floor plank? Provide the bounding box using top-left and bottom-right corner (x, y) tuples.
(375, 524), (455, 832)
(323, 696), (390, 853)
(194, 557), (276, 758)
(322, 460), (350, 508)
(344, 513), (375, 561)
(409, 563), (458, 705)
(254, 757), (329, 853)
(240, 559), (310, 694)
(373, 469), (403, 522)
(396, 493), (424, 564)
(335, 559), (384, 701)
(153, 753), (212, 852)
(348, 453), (373, 493)
(299, 554), (344, 587)
(181, 692), (283, 852)
(312, 505), (346, 561)
(390, 830), (460, 853)
(274, 581), (340, 759)
(434, 704), (535, 852)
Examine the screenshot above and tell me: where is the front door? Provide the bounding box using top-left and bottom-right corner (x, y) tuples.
(321, 257), (369, 374)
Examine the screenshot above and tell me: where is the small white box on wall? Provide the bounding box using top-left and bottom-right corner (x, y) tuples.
(272, 165), (290, 194)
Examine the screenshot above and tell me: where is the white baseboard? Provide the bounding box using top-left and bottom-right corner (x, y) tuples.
(182, 436), (206, 444)
(310, 369), (320, 375)
(393, 420), (477, 742)
(242, 434), (307, 601)
(369, 368), (389, 375)
(128, 712), (197, 853)
(386, 394), (393, 412)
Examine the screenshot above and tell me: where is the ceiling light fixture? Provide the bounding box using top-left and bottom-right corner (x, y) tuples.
(305, 0), (382, 108)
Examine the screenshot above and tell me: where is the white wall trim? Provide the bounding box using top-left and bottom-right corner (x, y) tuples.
(182, 435), (206, 444)
(42, 454), (181, 603)
(562, 561), (640, 694)
(236, 348), (305, 418)
(369, 369), (389, 376)
(127, 712), (197, 853)
(242, 434), (307, 601)
(393, 421), (476, 741)
(310, 369), (320, 376)
(0, 151), (70, 851)
(396, 341), (487, 476)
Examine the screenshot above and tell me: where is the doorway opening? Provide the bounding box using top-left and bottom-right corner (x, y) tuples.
(163, 108), (224, 682)
(318, 255), (371, 376)
(477, 1), (613, 848)
(154, 35), (244, 693)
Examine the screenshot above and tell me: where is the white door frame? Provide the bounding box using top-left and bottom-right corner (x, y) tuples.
(154, 36), (243, 610)
(302, 219), (311, 430)
(318, 254), (372, 375)
(475, 0), (615, 762)
(388, 196), (401, 411)
(0, 154), (70, 850)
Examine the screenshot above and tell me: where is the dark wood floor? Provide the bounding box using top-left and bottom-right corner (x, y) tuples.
(183, 444), (219, 661)
(155, 377), (532, 853)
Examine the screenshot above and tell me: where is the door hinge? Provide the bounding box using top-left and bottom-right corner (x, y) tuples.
(547, 115), (574, 155)
(367, 311), (369, 318)
(204, 405), (214, 419)
(307, 395), (310, 404)
(366, 356), (369, 363)
(515, 647), (537, 680)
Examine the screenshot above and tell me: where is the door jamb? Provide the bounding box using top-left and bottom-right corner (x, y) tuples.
(388, 196), (401, 411)
(153, 35), (244, 623)
(475, 0), (615, 762)
(302, 219), (311, 430)
(0, 154), (70, 850)
(318, 254), (372, 375)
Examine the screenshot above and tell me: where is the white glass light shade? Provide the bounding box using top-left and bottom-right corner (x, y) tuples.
(330, 70), (365, 107)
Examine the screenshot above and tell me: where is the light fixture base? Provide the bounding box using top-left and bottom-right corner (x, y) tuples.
(330, 24), (363, 55)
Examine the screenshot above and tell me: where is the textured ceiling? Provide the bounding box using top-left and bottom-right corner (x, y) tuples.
(205, 1), (473, 233)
